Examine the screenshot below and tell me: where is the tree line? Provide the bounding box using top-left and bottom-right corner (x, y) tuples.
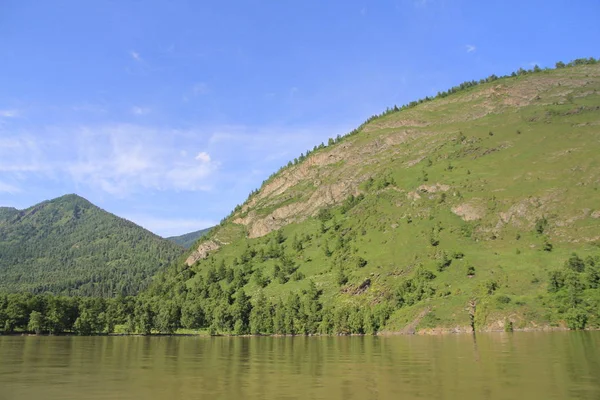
(0, 281), (392, 336)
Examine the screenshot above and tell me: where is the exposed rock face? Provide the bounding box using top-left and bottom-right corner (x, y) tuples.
(452, 202), (485, 221)
(417, 183), (450, 193)
(237, 181), (360, 238)
(185, 240), (220, 266)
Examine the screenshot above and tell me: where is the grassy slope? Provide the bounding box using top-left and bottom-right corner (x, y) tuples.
(152, 63), (600, 332)
(0, 194), (184, 297)
(167, 227), (212, 249)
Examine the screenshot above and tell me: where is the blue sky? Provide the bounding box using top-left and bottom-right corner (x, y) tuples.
(1, 0), (598, 236)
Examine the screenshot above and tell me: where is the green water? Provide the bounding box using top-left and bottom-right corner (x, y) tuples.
(0, 332), (599, 399)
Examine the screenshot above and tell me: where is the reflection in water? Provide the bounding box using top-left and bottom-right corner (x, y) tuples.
(1, 332), (599, 400)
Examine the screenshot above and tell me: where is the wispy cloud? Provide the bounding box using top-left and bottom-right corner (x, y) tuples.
(0, 180), (21, 194)
(131, 106), (150, 116)
(130, 51), (142, 61)
(466, 44), (476, 53)
(65, 125), (219, 196)
(0, 121), (351, 203)
(195, 151), (211, 163)
(0, 109), (19, 118)
(0, 136), (47, 173)
(414, 0), (430, 7)
(0, 125), (219, 197)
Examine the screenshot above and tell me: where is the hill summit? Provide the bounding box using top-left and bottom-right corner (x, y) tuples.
(0, 194), (184, 297)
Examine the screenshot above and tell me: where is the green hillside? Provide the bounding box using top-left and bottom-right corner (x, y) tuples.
(0, 194), (184, 297)
(3, 59), (599, 336)
(167, 227), (212, 249)
(135, 59), (600, 335)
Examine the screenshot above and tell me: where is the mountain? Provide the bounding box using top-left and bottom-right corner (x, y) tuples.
(137, 59), (600, 335)
(0, 194), (184, 297)
(167, 227), (212, 249)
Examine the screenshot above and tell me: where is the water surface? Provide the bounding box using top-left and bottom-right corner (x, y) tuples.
(1, 332), (599, 399)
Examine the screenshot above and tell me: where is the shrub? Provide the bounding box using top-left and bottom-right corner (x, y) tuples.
(291, 271), (305, 281)
(565, 253), (585, 273)
(336, 268), (348, 286)
(535, 217), (547, 234)
(356, 257), (368, 268)
(483, 280), (499, 295)
(565, 308), (588, 330)
(466, 265), (475, 276)
(496, 295), (511, 304)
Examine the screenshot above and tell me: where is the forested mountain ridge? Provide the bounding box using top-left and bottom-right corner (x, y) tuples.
(167, 227), (212, 249)
(0, 194), (184, 297)
(139, 59), (600, 336)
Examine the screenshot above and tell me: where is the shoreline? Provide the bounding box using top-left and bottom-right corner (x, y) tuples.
(2, 325), (593, 338)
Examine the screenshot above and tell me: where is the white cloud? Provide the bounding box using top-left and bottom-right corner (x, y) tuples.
(131, 106), (150, 115)
(195, 151), (211, 163)
(1, 125), (220, 197)
(130, 51), (142, 61)
(466, 44), (476, 53)
(0, 121), (352, 201)
(414, 0), (429, 7)
(64, 125), (219, 196)
(0, 136), (46, 173)
(0, 181), (20, 194)
(0, 109), (19, 118)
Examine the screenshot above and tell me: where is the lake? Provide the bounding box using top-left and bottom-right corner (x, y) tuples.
(1, 332), (599, 399)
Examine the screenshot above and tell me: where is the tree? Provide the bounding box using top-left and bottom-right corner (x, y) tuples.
(565, 308), (588, 330)
(231, 289), (251, 334)
(28, 311), (44, 334)
(250, 291), (273, 335)
(155, 301), (181, 334)
(348, 308), (364, 334)
(181, 301), (205, 329)
(134, 299), (154, 335)
(565, 253), (585, 273)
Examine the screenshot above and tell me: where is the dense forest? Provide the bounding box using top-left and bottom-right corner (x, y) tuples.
(0, 194), (184, 297)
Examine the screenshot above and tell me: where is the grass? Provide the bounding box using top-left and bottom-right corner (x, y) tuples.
(152, 63), (600, 332)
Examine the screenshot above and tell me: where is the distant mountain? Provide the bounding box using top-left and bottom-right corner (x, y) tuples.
(167, 227), (212, 249)
(0, 194), (184, 297)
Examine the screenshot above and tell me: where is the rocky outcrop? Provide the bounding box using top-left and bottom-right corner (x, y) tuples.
(237, 180), (360, 238)
(452, 201), (486, 221)
(185, 240), (220, 266)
